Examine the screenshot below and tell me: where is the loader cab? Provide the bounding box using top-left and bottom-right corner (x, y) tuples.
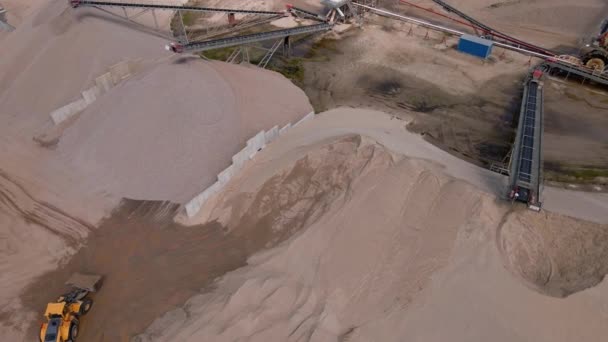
(42, 316), (62, 342)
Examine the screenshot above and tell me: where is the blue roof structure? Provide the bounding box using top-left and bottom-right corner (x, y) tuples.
(458, 34), (494, 59)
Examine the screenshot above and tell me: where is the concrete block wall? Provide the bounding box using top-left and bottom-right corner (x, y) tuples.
(184, 112), (315, 218)
(50, 99), (89, 125)
(49, 60), (136, 125)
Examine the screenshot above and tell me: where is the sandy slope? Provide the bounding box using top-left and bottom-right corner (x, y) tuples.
(58, 57), (312, 203)
(135, 111), (608, 342)
(0, 3), (174, 326)
(0, 1), (311, 340)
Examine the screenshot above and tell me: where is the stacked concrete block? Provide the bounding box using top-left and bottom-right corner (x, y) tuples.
(294, 111), (315, 127)
(265, 125), (279, 144)
(109, 61), (132, 84)
(50, 99), (89, 125)
(185, 181), (221, 218)
(279, 123), (292, 136)
(185, 111), (317, 218)
(232, 144), (253, 169)
(95, 73), (114, 93)
(49, 60), (137, 125)
(82, 86), (102, 105)
(247, 131), (267, 158)
(218, 165), (235, 185)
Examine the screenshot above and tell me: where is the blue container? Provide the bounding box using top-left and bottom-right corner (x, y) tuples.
(457, 34), (494, 59)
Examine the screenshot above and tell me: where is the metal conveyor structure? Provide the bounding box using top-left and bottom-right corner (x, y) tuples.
(287, 4), (328, 21)
(167, 22), (332, 53)
(69, 0), (285, 16)
(508, 70), (544, 210)
(427, 0), (557, 56)
(355, 3), (608, 87)
(543, 58), (608, 86)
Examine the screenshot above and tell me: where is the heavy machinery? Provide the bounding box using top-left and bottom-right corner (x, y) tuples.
(39, 273), (102, 342)
(581, 21), (608, 71)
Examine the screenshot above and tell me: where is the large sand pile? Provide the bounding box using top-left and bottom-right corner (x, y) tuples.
(0, 1), (311, 339)
(134, 126), (608, 341)
(58, 57), (312, 203)
(0, 1), (171, 135)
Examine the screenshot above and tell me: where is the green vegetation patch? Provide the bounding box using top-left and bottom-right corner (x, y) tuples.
(545, 162), (608, 184)
(269, 58), (305, 84)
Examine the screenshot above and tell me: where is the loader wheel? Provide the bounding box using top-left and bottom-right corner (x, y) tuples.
(69, 321), (79, 341)
(586, 58), (606, 72)
(79, 298), (93, 315)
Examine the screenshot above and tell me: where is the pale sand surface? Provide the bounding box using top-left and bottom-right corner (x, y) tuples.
(0, 2), (311, 339)
(58, 57), (312, 203)
(0, 1), (606, 341)
(136, 110), (608, 341)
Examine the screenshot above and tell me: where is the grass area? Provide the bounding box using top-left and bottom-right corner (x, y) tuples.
(307, 37), (340, 59)
(545, 162), (608, 184)
(181, 11), (197, 27)
(200, 47), (236, 61)
(269, 58), (305, 84)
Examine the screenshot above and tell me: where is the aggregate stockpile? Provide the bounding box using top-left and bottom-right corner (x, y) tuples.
(135, 129), (608, 342)
(58, 58), (312, 204)
(0, 1), (312, 340)
(0, 1), (171, 135)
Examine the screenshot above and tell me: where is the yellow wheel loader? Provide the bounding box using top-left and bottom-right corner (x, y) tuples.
(39, 273), (102, 342)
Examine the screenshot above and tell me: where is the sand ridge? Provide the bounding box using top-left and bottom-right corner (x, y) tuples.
(135, 129), (608, 342)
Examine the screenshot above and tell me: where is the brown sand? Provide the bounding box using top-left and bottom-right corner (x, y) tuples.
(20, 135), (384, 341)
(1, 1), (608, 341)
(499, 209), (608, 297)
(0, 1), (311, 340)
(133, 128), (608, 342)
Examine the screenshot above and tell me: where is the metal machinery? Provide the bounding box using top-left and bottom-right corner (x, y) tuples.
(39, 274), (102, 342)
(166, 22), (332, 54)
(508, 70), (544, 211)
(68, 0), (334, 67)
(581, 22), (608, 71)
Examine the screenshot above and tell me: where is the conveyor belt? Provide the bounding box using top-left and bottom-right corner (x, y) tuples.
(543, 58), (608, 87)
(288, 6), (326, 21)
(428, 0), (557, 56)
(172, 22), (332, 53)
(517, 82), (538, 184)
(69, 0), (284, 16)
(509, 74), (543, 208)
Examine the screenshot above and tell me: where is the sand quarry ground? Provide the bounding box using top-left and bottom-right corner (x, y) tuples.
(0, 0), (608, 341)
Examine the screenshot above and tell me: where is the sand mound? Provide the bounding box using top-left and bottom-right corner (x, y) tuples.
(58, 57), (312, 203)
(498, 209), (608, 297)
(0, 168), (93, 339)
(132, 126), (608, 342)
(135, 134), (485, 341)
(0, 1), (169, 134)
(21, 135), (393, 341)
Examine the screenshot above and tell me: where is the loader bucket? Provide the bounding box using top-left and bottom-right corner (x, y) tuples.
(65, 273), (103, 292)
